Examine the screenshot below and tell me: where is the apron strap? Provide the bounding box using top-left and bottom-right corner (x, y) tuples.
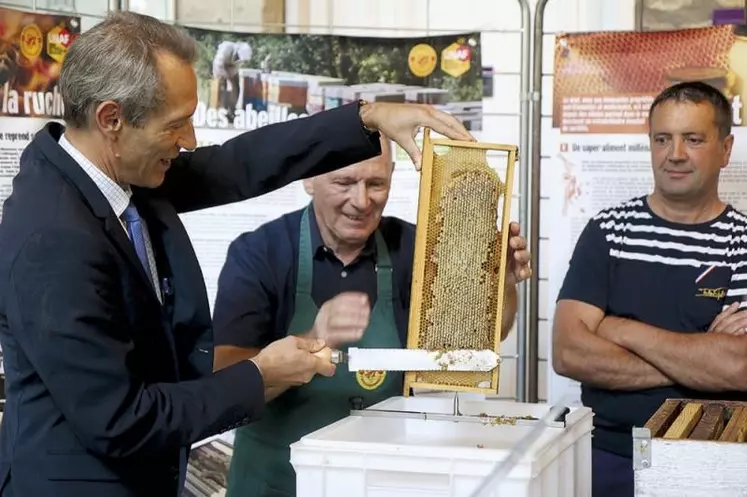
(295, 206), (314, 296)
(374, 230), (393, 301)
(299, 207), (393, 303)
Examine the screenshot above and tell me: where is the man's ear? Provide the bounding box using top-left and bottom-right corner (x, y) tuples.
(722, 133), (735, 169)
(303, 178), (314, 196)
(94, 100), (123, 139)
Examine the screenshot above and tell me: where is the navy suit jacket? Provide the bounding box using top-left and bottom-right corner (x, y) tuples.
(0, 103), (381, 497)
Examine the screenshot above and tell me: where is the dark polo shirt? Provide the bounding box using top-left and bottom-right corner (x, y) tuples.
(212, 204), (416, 348)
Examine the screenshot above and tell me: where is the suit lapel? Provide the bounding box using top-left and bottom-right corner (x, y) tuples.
(34, 123), (159, 297)
(136, 192), (212, 380)
(137, 193), (210, 315)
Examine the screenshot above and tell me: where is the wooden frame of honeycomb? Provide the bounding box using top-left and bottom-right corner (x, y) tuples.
(403, 128), (518, 396)
(645, 398), (747, 442)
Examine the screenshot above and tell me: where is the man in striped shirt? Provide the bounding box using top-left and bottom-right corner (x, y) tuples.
(553, 81), (747, 497)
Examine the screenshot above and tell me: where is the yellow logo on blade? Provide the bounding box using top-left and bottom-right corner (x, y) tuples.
(408, 43), (437, 78)
(20, 24), (43, 60)
(356, 370), (386, 390)
(441, 41), (471, 78)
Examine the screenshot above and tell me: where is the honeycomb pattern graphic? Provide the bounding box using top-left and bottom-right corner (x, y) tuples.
(404, 135), (517, 396)
(553, 25), (736, 129)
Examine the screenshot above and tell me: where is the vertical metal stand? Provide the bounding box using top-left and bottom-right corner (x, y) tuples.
(525, 0), (550, 404)
(516, 0), (532, 403)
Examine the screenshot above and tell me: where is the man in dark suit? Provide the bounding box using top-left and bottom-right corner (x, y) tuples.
(0, 11), (474, 497)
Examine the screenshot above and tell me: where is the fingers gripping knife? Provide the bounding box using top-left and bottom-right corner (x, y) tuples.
(318, 347), (501, 372)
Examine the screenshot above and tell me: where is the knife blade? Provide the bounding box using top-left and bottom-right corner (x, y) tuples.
(322, 347), (501, 372)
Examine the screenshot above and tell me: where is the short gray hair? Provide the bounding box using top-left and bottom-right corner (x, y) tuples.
(60, 11), (197, 129)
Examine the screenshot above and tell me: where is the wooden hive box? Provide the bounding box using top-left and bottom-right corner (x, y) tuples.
(403, 128), (517, 397)
(633, 398), (747, 496)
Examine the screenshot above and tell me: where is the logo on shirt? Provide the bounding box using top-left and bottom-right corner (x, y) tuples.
(356, 370), (387, 390)
(695, 265), (725, 300)
(696, 287), (726, 300)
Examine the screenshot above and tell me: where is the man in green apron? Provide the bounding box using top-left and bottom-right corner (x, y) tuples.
(212, 134), (532, 497)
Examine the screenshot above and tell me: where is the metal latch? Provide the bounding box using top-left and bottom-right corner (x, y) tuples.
(632, 427), (652, 470)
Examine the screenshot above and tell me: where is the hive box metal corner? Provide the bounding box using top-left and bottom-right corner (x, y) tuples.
(290, 395), (593, 497)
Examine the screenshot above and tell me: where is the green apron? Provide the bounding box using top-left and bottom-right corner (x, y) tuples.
(226, 207), (403, 497)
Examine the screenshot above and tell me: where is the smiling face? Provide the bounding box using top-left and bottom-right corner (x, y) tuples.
(305, 135), (393, 250)
(649, 99), (733, 202)
(109, 50), (198, 188)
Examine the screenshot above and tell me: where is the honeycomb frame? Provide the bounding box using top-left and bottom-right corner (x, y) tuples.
(403, 128), (518, 397)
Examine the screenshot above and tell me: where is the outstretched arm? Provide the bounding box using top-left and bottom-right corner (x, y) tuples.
(159, 103), (381, 214)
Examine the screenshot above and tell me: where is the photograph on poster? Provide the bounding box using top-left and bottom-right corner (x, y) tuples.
(0, 7), (78, 119)
(0, 7), (78, 225)
(184, 27), (483, 132)
(183, 438), (233, 497)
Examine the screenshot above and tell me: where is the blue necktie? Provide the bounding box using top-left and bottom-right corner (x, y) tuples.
(121, 201), (153, 284)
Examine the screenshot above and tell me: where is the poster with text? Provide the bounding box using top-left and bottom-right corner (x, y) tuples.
(179, 28), (484, 310)
(547, 25), (747, 405)
(0, 7), (79, 222)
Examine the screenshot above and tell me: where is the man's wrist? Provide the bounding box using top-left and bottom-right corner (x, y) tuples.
(358, 100), (377, 133)
(598, 316), (630, 345)
(597, 316), (615, 339)
(248, 357), (264, 382)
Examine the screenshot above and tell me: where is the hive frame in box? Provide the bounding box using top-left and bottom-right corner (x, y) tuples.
(403, 128), (518, 397)
(633, 398), (747, 496)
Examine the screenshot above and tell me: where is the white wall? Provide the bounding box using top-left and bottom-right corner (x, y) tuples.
(0, 0), (169, 29)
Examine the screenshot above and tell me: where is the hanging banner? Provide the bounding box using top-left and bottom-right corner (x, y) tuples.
(546, 25), (747, 405)
(179, 27), (484, 313)
(0, 7), (79, 222)
(185, 27), (483, 135)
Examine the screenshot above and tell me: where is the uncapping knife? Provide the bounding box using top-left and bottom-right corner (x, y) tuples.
(316, 347), (501, 372)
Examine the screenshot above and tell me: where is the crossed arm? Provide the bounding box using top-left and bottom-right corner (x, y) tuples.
(553, 299), (747, 392)
(595, 313), (747, 391)
(552, 300), (674, 391)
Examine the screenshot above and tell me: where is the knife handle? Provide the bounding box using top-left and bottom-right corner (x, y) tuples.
(313, 347), (345, 364)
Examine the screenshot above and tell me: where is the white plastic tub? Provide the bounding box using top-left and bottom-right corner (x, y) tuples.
(290, 396), (593, 497)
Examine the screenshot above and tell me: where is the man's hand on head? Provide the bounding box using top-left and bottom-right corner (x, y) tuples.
(358, 101), (474, 170)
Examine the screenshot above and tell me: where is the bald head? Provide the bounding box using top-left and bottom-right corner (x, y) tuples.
(304, 133), (394, 251)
